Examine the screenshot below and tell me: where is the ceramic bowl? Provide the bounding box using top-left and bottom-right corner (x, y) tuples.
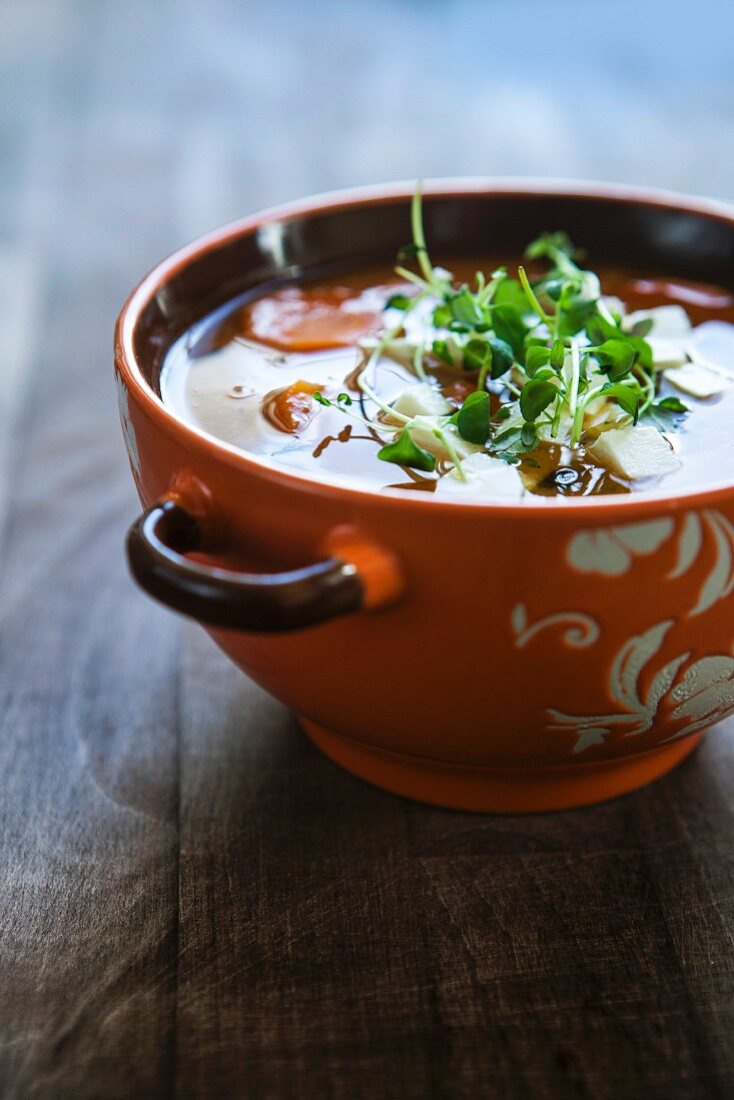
(115, 180), (734, 812)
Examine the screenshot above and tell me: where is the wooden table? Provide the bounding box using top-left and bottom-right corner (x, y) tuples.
(2, 2), (734, 1096)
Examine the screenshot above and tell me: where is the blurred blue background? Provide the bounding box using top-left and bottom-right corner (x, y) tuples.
(3, 0), (734, 255)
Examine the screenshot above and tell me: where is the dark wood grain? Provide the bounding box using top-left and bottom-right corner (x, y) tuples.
(2, 1), (734, 1097)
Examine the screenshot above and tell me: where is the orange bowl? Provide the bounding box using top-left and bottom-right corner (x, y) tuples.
(115, 180), (734, 812)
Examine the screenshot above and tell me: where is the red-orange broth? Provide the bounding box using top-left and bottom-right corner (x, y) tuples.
(161, 261), (734, 498)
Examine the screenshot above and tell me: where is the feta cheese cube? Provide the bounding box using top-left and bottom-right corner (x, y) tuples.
(623, 306), (692, 371)
(435, 452), (523, 498)
(624, 305), (692, 339)
(376, 338), (419, 369)
(588, 426), (681, 480)
(391, 384), (452, 419)
(647, 337), (689, 371)
(664, 361), (729, 399)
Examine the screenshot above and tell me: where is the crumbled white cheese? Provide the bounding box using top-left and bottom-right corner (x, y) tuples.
(647, 337), (689, 371)
(406, 417), (481, 461)
(664, 361), (729, 399)
(372, 338), (418, 369)
(376, 333), (465, 371)
(625, 308), (691, 371)
(624, 305), (692, 339)
(391, 384), (452, 420)
(588, 425), (681, 480)
(623, 305), (692, 371)
(435, 452), (524, 498)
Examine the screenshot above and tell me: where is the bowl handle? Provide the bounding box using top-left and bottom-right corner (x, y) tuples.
(126, 499), (401, 632)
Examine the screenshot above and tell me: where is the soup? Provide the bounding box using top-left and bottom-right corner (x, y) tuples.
(161, 196), (734, 500)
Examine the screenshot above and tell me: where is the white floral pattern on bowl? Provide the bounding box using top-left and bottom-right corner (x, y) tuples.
(670, 511), (734, 616)
(512, 508), (734, 754)
(668, 655), (734, 738)
(566, 511), (734, 615)
(511, 603), (600, 650)
(547, 619), (734, 753)
(567, 519), (674, 576)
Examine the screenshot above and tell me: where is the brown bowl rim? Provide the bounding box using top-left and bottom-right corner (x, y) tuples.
(115, 176), (734, 517)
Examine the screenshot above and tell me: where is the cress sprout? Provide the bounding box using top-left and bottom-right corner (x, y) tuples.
(310, 182), (690, 480)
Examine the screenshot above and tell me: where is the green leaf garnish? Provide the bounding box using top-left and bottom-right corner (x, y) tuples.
(643, 394), (690, 432)
(491, 304), (529, 358)
(599, 382), (640, 423)
(493, 424), (538, 457)
(550, 338), (565, 370)
(627, 336), (653, 370)
(377, 429), (437, 472)
(385, 293), (412, 311)
(494, 277), (536, 317)
(520, 378), (558, 422)
(594, 339), (637, 381)
(525, 230), (578, 265)
(456, 391), (490, 445)
(432, 338), (454, 366)
(449, 288), (485, 327)
(463, 335), (514, 380)
(463, 338), (491, 373)
(521, 422), (539, 448)
(657, 395), (688, 413)
(585, 313), (621, 345)
(487, 337), (514, 379)
(629, 317), (654, 338)
(432, 302), (452, 328)
(525, 346), (552, 377)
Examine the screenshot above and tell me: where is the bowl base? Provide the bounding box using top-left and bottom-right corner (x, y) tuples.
(298, 719), (704, 813)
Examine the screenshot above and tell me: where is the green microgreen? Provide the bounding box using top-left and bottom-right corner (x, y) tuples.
(456, 391), (490, 445)
(345, 182), (694, 488)
(385, 293), (412, 311)
(599, 382), (641, 423)
(550, 338), (566, 370)
(520, 377), (558, 421)
(594, 339), (637, 381)
(313, 391), (353, 408)
(463, 338), (492, 374)
(486, 336), (514, 379)
(377, 429), (437, 472)
(311, 388), (387, 433)
(525, 345), (552, 377)
(643, 394), (690, 432)
(490, 304), (529, 358)
(432, 338), (454, 366)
